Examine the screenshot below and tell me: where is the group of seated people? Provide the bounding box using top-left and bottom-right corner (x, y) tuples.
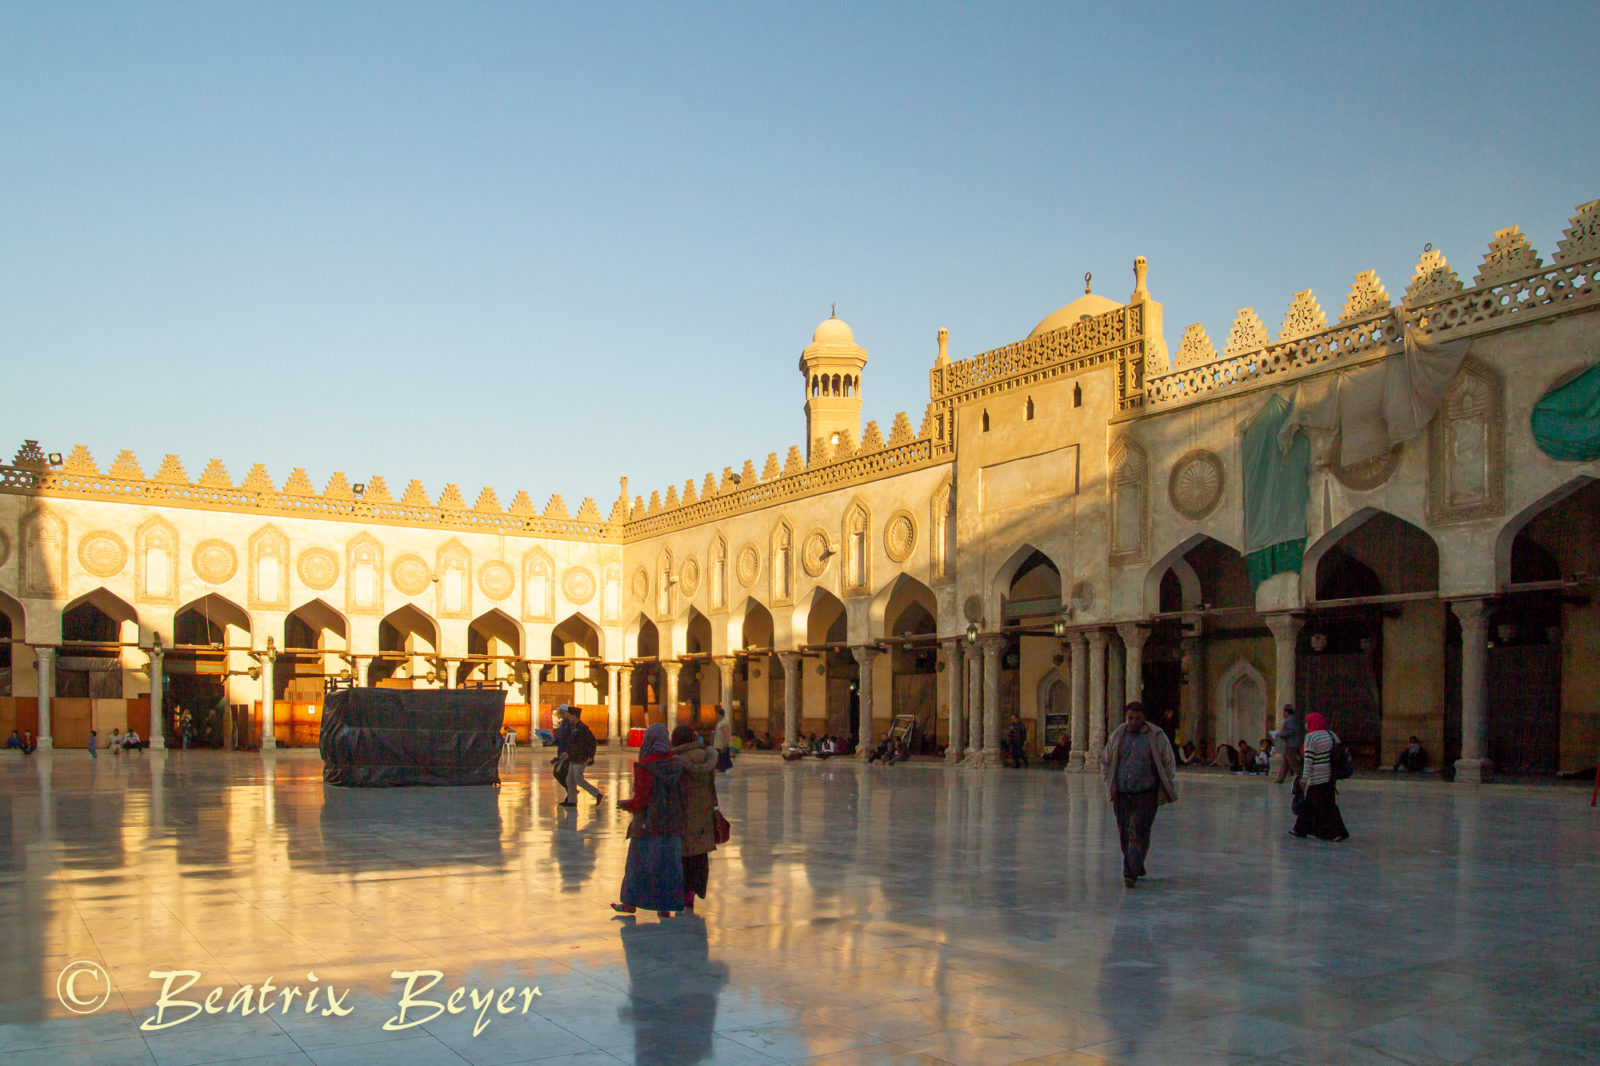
(781, 733), (854, 760)
(1170, 738), (1273, 773)
(865, 733), (909, 765)
(5, 728), (144, 754)
(741, 730), (781, 751)
(6, 729), (37, 754)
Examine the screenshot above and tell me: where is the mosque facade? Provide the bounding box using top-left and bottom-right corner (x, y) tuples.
(3, 197), (1599, 782)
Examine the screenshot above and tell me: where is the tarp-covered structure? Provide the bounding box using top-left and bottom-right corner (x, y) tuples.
(320, 687), (505, 787)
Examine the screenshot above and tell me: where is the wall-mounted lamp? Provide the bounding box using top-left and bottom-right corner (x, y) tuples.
(1309, 633), (1328, 653)
(1052, 609), (1073, 639)
(966, 621), (980, 646)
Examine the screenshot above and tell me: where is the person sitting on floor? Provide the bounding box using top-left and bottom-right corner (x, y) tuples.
(867, 735), (896, 764)
(1212, 743), (1239, 772)
(1393, 736), (1428, 773)
(21, 730), (37, 755)
(1175, 740), (1198, 766)
(1042, 737), (1072, 765)
(1251, 738), (1272, 774)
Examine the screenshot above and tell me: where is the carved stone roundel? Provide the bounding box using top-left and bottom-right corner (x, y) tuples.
(392, 554), (431, 596)
(1168, 449), (1225, 520)
(884, 511), (917, 563)
(802, 531), (832, 577)
(1333, 444), (1402, 492)
(563, 567), (596, 605)
(79, 531), (128, 578)
(631, 567), (650, 603)
(193, 539), (238, 585)
(297, 548), (339, 591)
(1071, 580), (1096, 615)
(479, 560), (515, 601)
(963, 595), (984, 624)
(736, 544), (760, 588)
(678, 556), (701, 597)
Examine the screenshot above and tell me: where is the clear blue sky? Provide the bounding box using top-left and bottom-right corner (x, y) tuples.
(4, 3), (1597, 513)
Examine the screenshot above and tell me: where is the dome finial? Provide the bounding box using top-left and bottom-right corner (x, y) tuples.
(1084, 271), (1092, 295)
(831, 301), (836, 319)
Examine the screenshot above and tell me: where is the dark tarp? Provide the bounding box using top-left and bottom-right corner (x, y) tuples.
(1531, 361), (1600, 461)
(1242, 393), (1310, 587)
(320, 687), (505, 787)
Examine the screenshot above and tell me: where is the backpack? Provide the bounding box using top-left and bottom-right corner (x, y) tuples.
(571, 722), (597, 764)
(1333, 740), (1355, 780)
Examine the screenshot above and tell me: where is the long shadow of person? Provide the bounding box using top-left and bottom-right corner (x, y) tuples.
(1094, 898), (1171, 1059)
(617, 914), (729, 1065)
(550, 805), (596, 892)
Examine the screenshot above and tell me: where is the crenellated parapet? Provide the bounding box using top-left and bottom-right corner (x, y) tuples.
(0, 448), (617, 541)
(1143, 199), (1600, 411)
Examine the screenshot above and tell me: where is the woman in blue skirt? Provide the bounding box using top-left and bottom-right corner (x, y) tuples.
(612, 723), (686, 918)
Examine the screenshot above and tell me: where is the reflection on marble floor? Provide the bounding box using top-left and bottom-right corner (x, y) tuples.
(1, 748), (1598, 1065)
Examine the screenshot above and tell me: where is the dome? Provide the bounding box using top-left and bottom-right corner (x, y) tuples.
(1027, 293), (1123, 339)
(812, 314), (855, 345)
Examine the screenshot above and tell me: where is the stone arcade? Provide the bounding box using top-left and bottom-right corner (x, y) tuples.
(3, 197), (1599, 784)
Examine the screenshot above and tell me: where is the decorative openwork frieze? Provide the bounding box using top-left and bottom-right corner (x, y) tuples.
(930, 304), (1143, 401)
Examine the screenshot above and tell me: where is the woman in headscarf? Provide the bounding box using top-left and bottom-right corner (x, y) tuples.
(611, 723), (686, 917)
(670, 724), (719, 911)
(1292, 712), (1349, 841)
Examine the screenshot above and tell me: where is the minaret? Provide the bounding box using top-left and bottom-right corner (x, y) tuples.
(799, 306), (868, 461)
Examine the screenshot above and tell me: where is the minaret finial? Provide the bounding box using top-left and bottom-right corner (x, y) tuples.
(1084, 271), (1092, 295)
(831, 301), (836, 319)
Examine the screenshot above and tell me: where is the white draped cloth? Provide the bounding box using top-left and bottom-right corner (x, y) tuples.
(1278, 325), (1472, 467)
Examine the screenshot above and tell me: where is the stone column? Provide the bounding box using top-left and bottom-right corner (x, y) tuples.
(777, 652), (802, 749)
(260, 640), (278, 750)
(1263, 613), (1302, 777)
(1115, 623), (1148, 707)
(1068, 634), (1088, 771)
(981, 635), (1005, 765)
(718, 659), (735, 734)
(615, 666), (632, 743)
(964, 643), (982, 757)
(1086, 630), (1108, 767)
(606, 665), (622, 745)
(943, 638), (964, 761)
(661, 661), (681, 733)
(34, 646), (54, 750)
(851, 645), (878, 759)
(1452, 599), (1492, 785)
(147, 641), (166, 750)
(1180, 629), (1205, 746)
(1264, 613), (1302, 719)
(1108, 635), (1126, 726)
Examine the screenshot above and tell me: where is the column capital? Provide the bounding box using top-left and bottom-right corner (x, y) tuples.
(34, 645), (55, 663)
(1448, 597), (1491, 631)
(1115, 622), (1150, 648)
(605, 663), (622, 678)
(850, 644), (879, 665)
(1263, 612), (1304, 641)
(1086, 627), (1109, 649)
(660, 659), (682, 678)
(776, 650), (803, 668)
(977, 633), (1008, 653)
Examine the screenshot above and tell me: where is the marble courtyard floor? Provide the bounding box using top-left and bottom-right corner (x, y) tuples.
(1, 749), (1597, 1066)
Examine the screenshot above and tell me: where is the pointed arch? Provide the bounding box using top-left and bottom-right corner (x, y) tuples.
(1143, 532), (1249, 615)
(522, 546), (554, 621)
(552, 611), (605, 661)
(802, 586), (848, 645)
(285, 598), (347, 649)
(1495, 475), (1599, 587)
(988, 542), (1063, 620)
(1304, 508), (1439, 602)
(63, 587), (138, 627)
(870, 573), (938, 638)
(135, 515), (179, 604)
(1215, 659), (1268, 752)
(248, 524), (290, 609)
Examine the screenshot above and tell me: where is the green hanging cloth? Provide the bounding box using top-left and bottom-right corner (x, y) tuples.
(1241, 393), (1311, 587)
(1531, 362), (1600, 461)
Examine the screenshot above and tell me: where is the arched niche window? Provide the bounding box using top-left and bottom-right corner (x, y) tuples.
(602, 563), (622, 623)
(771, 522), (793, 604)
(435, 539), (471, 618)
(931, 481), (955, 582)
(523, 549), (554, 621)
(135, 517), (179, 605)
(982, 410), (990, 432)
(1073, 383), (1083, 408)
(710, 536), (728, 610)
(1108, 435), (1149, 565)
(657, 549), (673, 618)
(248, 525), (290, 609)
(843, 501), (870, 592)
(346, 533), (384, 616)
(22, 511), (66, 599)
(1428, 357), (1505, 524)
(1025, 396), (1035, 420)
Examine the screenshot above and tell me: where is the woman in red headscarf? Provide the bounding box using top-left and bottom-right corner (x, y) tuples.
(1292, 712), (1349, 841)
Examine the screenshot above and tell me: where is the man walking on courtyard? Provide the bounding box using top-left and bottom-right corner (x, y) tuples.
(1272, 704), (1302, 784)
(1101, 701), (1179, 888)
